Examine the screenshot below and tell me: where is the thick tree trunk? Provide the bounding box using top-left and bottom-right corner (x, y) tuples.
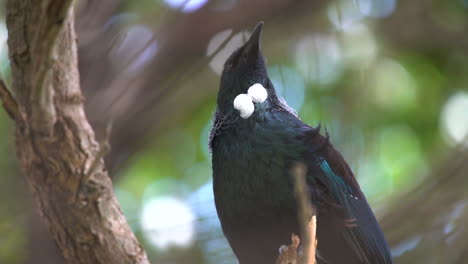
(2, 1), (149, 263)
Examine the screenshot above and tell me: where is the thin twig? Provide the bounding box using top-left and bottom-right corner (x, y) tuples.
(293, 162), (316, 264)
(277, 163), (317, 264)
(276, 217), (317, 264)
(276, 233), (300, 264)
(306, 216), (317, 264)
(73, 119), (112, 202)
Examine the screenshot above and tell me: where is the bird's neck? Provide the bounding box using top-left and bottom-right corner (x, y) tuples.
(216, 97), (273, 123)
(209, 99), (275, 151)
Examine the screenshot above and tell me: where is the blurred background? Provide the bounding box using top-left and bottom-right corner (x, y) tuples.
(0, 0), (467, 263)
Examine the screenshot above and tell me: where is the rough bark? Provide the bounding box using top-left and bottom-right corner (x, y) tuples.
(2, 1), (149, 263)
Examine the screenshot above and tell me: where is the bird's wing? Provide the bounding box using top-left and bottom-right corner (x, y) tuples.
(303, 130), (393, 264)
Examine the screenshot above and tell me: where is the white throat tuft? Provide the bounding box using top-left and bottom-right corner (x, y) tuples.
(247, 83), (268, 103)
(233, 83), (268, 119)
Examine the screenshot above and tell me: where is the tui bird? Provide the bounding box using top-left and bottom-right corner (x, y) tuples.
(210, 22), (393, 264)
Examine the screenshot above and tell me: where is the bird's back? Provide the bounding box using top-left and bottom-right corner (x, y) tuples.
(305, 133), (393, 264)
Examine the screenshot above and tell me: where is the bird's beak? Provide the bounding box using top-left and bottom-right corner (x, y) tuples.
(242, 22), (264, 59)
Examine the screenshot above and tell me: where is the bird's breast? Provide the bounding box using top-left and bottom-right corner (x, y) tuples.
(212, 128), (299, 223)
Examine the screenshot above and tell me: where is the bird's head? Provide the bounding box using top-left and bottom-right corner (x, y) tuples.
(217, 22), (278, 115)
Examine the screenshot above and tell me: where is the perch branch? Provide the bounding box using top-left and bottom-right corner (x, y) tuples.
(277, 163), (317, 264)
(276, 217), (317, 264)
(293, 162), (317, 264)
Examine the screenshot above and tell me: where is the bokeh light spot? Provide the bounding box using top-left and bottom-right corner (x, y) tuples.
(441, 91), (468, 146)
(391, 235), (423, 258)
(0, 22), (9, 77)
(370, 58), (417, 110)
(141, 196), (195, 249)
(361, 0), (396, 18)
(188, 181), (237, 263)
(444, 202), (466, 236)
(0, 23), (7, 56)
(207, 29), (233, 57)
(328, 0), (366, 30)
(328, 0), (396, 30)
(378, 125), (425, 186)
(341, 23), (378, 66)
(163, 0), (208, 13)
(294, 34), (343, 86)
(268, 65), (306, 111)
(109, 25), (157, 73)
(208, 31), (250, 75)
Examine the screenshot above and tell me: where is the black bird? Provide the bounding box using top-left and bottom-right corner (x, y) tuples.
(210, 22), (392, 264)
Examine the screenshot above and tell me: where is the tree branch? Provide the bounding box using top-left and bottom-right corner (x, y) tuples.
(30, 0), (76, 134)
(3, 0), (150, 263)
(0, 80), (23, 123)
